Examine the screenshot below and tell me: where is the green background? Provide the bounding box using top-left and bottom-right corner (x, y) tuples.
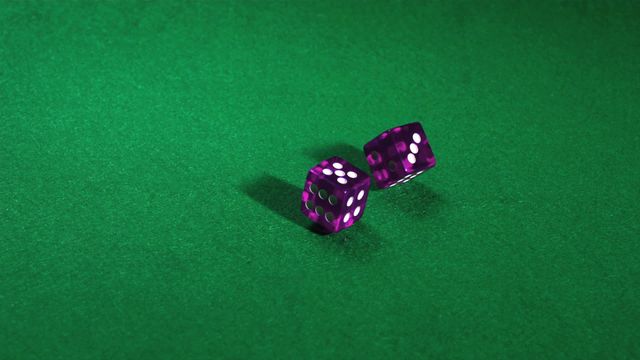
(1, 0), (639, 358)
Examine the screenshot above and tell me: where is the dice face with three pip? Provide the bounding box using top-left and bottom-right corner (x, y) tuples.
(301, 157), (370, 233)
(364, 122), (436, 189)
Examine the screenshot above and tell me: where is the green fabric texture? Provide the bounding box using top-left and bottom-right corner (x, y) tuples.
(1, 1), (639, 358)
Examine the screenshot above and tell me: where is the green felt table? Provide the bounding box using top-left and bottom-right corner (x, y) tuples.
(1, 1), (639, 358)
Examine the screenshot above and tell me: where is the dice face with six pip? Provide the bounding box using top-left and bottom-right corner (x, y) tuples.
(364, 122), (436, 189)
(301, 157), (370, 233)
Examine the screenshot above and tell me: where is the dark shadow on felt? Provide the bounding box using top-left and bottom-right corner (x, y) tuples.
(380, 181), (445, 218)
(241, 175), (309, 231)
(241, 174), (383, 257)
(241, 175), (355, 236)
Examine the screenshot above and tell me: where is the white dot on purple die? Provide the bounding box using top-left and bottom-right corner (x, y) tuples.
(343, 213), (350, 223)
(337, 177), (347, 184)
(334, 170), (345, 177)
(347, 171), (357, 178)
(412, 133), (422, 143)
(332, 162), (343, 169)
(410, 143), (419, 154)
(347, 196), (354, 207)
(407, 153), (416, 164)
(354, 206), (361, 217)
(322, 168), (333, 176)
(357, 190), (365, 200)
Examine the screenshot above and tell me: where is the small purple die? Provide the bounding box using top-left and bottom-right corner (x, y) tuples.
(363, 122), (436, 189)
(300, 156), (371, 233)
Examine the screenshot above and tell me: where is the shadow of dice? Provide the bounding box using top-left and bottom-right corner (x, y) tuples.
(363, 122), (436, 189)
(301, 157), (371, 233)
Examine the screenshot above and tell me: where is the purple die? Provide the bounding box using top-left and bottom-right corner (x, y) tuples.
(363, 122), (436, 189)
(300, 156), (371, 233)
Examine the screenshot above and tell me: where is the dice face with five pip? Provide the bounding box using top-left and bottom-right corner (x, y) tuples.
(301, 157), (371, 233)
(363, 122), (436, 189)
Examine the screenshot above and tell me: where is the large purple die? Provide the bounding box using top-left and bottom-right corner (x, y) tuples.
(363, 122), (436, 189)
(300, 156), (370, 233)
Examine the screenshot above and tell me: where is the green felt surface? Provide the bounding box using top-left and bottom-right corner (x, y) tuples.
(1, 0), (640, 358)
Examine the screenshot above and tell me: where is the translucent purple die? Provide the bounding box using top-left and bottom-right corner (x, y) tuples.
(300, 156), (371, 233)
(363, 122), (436, 189)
